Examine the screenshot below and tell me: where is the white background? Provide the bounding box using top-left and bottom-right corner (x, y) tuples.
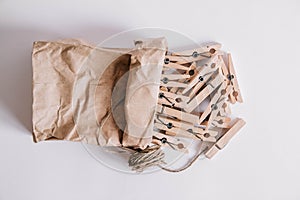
(1, 0), (300, 199)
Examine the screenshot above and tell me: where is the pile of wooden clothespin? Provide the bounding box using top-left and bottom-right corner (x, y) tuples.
(152, 42), (245, 159)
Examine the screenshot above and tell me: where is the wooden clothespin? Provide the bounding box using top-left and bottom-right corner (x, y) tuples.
(185, 71), (226, 113)
(154, 122), (194, 139)
(153, 43), (245, 162)
(211, 116), (231, 128)
(171, 42), (222, 61)
(156, 104), (199, 124)
(198, 82), (229, 124)
(218, 102), (231, 117)
(220, 54), (243, 103)
(157, 90), (190, 109)
(165, 50), (212, 65)
(181, 55), (220, 97)
(164, 55), (194, 64)
(154, 115), (217, 142)
(160, 75), (188, 88)
(170, 62), (196, 94)
(205, 84), (233, 129)
(205, 118), (246, 159)
(152, 131), (187, 152)
(157, 115), (218, 137)
(161, 74), (190, 81)
(163, 58), (190, 71)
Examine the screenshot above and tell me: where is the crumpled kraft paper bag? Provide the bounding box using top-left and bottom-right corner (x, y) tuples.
(32, 37), (166, 149)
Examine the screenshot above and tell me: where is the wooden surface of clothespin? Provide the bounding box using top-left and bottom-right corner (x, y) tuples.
(182, 55), (220, 96)
(205, 84), (233, 129)
(220, 54), (243, 104)
(169, 62), (196, 94)
(154, 115), (217, 142)
(156, 104), (200, 124)
(163, 61), (190, 71)
(212, 116), (231, 128)
(185, 72), (226, 113)
(157, 90), (190, 109)
(205, 118), (246, 159)
(171, 42), (222, 57)
(153, 131), (187, 152)
(198, 82), (229, 124)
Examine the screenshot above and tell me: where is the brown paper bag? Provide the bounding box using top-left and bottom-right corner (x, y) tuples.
(32, 38), (166, 148)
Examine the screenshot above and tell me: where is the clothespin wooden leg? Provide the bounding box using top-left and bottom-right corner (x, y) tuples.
(205, 118), (246, 159)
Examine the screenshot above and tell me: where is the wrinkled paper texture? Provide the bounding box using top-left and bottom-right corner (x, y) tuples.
(32, 38), (166, 148)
